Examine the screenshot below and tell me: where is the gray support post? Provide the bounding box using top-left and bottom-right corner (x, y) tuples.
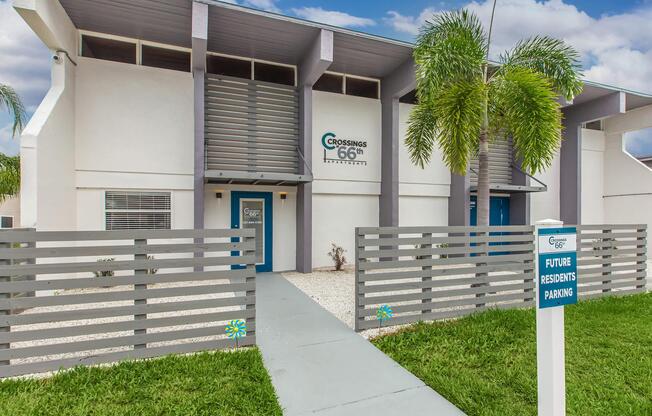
(448, 172), (471, 226)
(134, 238), (147, 350)
(380, 59), (416, 227)
(511, 158), (530, 225)
(354, 228), (364, 332)
(560, 92), (625, 225)
(421, 232), (433, 314)
(602, 228), (612, 293)
(0, 241), (9, 366)
(636, 226), (647, 290)
(244, 233), (256, 342)
(296, 29), (333, 273)
(192, 1), (208, 231)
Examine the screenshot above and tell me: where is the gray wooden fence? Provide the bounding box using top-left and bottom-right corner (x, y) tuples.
(355, 224), (648, 331)
(0, 228), (256, 378)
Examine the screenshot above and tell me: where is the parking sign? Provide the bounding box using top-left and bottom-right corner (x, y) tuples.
(537, 227), (578, 309)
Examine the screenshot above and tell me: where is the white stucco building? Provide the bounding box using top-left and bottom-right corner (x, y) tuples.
(14, 0), (652, 272)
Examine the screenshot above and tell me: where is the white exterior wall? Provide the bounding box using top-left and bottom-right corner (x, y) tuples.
(398, 103), (450, 227)
(311, 91), (381, 268)
(580, 129), (606, 224)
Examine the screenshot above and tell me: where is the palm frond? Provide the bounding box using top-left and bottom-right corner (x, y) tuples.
(405, 102), (438, 169)
(491, 66), (562, 174)
(414, 9), (487, 103)
(499, 36), (583, 101)
(0, 84), (27, 138)
(0, 153), (20, 202)
(433, 80), (485, 174)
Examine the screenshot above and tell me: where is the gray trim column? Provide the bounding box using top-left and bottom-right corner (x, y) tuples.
(560, 91), (625, 224)
(448, 172), (471, 226)
(380, 59), (415, 227)
(511, 159), (530, 225)
(296, 29), (333, 272)
(192, 1), (208, 230)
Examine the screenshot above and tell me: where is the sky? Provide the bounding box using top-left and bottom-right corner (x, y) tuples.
(1, 0), (652, 157)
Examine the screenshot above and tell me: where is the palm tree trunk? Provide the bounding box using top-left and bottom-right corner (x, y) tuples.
(476, 133), (491, 226)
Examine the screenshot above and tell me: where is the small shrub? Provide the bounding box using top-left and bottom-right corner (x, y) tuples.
(438, 243), (450, 259)
(93, 258), (115, 278)
(327, 243), (346, 271)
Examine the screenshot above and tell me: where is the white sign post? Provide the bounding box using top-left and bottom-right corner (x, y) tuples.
(535, 219), (578, 416)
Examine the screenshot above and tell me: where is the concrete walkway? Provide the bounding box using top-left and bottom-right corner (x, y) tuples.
(256, 273), (465, 416)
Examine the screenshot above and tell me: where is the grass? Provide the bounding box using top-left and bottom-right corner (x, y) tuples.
(0, 347), (283, 416)
(373, 293), (652, 416)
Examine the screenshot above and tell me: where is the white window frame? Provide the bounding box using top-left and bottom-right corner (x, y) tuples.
(104, 191), (172, 231)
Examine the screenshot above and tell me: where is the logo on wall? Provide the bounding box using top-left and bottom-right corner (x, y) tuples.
(321, 132), (367, 165)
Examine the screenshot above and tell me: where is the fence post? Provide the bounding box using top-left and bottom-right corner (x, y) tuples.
(421, 232), (433, 315)
(601, 228), (612, 293)
(0, 240), (9, 367)
(354, 228), (364, 332)
(524, 227), (535, 303)
(473, 229), (488, 308)
(636, 226), (647, 291)
(134, 238), (147, 350)
(244, 231), (256, 341)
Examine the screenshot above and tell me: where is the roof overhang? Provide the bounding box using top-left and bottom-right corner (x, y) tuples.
(205, 170), (312, 186)
(470, 184), (547, 194)
(56, 0), (652, 102)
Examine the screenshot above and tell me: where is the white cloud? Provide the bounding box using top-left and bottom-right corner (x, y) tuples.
(0, 120), (20, 156)
(242, 0), (280, 13)
(0, 0), (50, 112)
(385, 0), (652, 94)
(292, 7), (376, 28)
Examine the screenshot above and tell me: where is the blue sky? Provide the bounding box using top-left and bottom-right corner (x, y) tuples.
(1, 0), (652, 156)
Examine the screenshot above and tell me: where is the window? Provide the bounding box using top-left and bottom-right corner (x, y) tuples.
(0, 216), (13, 229)
(105, 191), (171, 230)
(314, 73), (343, 93)
(142, 45), (190, 72)
(345, 77), (379, 99)
(584, 120), (603, 131)
(207, 55), (252, 79)
(81, 35), (136, 64)
(399, 90), (418, 105)
(254, 62), (295, 86)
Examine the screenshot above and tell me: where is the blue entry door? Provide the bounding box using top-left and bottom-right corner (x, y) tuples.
(470, 196), (510, 226)
(231, 191), (273, 272)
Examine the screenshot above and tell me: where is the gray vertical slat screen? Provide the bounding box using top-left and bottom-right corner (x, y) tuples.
(354, 224), (647, 332)
(469, 138), (513, 185)
(204, 74), (300, 174)
(0, 228), (256, 378)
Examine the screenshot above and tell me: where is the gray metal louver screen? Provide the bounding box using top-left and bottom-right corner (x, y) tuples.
(470, 138), (513, 185)
(204, 74), (299, 175)
(105, 192), (171, 230)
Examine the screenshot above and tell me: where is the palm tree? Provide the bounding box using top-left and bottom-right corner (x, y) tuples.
(405, 8), (583, 226)
(0, 83), (26, 203)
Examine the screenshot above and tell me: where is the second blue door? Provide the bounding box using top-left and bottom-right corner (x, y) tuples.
(231, 191), (273, 272)
(470, 196), (510, 226)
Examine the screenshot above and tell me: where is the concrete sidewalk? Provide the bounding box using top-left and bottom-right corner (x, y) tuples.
(256, 273), (465, 416)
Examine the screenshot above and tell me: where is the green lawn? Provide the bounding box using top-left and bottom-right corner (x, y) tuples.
(0, 347), (282, 416)
(373, 293), (652, 416)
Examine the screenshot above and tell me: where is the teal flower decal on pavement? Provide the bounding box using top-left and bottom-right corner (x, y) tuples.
(376, 305), (394, 322)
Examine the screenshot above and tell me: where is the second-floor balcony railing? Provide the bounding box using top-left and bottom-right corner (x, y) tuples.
(204, 73), (310, 184)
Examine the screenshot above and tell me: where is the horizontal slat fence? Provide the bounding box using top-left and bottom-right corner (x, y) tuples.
(576, 224), (647, 298)
(355, 224), (648, 332)
(0, 228), (256, 378)
(355, 226), (536, 331)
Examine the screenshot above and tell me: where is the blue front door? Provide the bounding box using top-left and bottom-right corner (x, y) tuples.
(231, 191), (273, 272)
(470, 196), (510, 226)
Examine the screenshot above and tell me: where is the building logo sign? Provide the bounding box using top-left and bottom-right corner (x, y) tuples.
(537, 227), (578, 309)
(321, 132), (367, 165)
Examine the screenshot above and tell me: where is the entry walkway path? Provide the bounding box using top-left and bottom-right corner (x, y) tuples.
(256, 273), (465, 416)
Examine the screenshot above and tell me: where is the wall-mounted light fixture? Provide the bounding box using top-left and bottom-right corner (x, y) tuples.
(215, 192), (223, 199)
(279, 192), (287, 200)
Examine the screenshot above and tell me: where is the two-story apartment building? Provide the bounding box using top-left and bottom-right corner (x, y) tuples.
(14, 0), (652, 272)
